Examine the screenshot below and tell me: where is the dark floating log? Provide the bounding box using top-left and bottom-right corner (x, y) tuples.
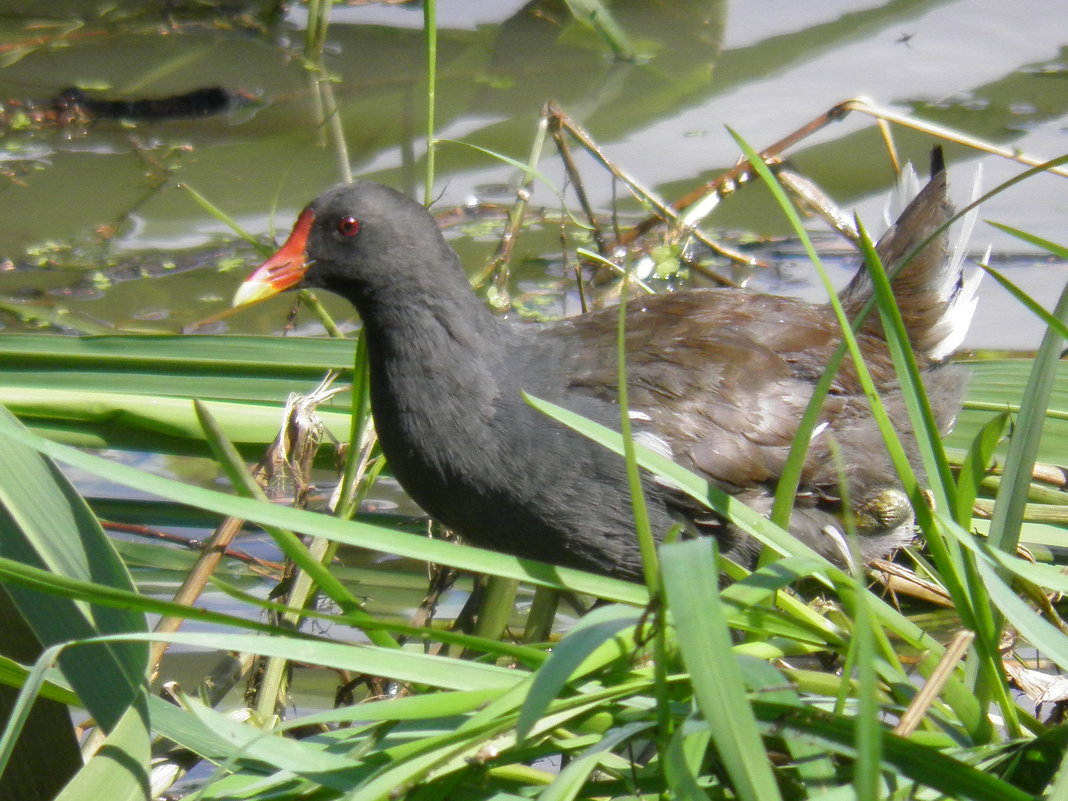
(52, 86), (242, 122)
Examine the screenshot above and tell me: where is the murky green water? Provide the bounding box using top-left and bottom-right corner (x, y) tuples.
(0, 0), (1064, 347)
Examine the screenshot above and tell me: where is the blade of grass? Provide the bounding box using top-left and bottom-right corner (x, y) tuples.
(726, 131), (927, 549)
(848, 519), (881, 801)
(107, 630), (525, 692)
(731, 130), (1009, 739)
(852, 219), (1008, 733)
(537, 721), (653, 801)
(853, 216), (959, 515)
(986, 282), (1068, 557)
(177, 182), (263, 251)
(525, 391), (985, 733)
(423, 0), (436, 203)
(193, 400), (398, 651)
(434, 139), (561, 200)
(664, 718), (713, 801)
(978, 258), (1068, 342)
(661, 537), (783, 801)
(0, 407), (147, 730)
(0, 411), (647, 604)
(562, 0), (639, 61)
(748, 699), (1035, 801)
(516, 604), (638, 741)
(615, 274), (658, 593)
(955, 411), (1011, 523)
(0, 554), (320, 640)
(52, 702), (151, 801)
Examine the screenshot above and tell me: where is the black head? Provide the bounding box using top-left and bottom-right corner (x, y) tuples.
(234, 181), (458, 308)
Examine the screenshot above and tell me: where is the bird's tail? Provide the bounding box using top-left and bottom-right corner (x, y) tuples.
(839, 146), (980, 363)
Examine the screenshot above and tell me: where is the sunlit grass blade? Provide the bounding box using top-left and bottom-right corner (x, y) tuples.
(516, 604), (639, 741)
(172, 688), (357, 779)
(986, 282), (1068, 558)
(615, 271), (659, 592)
(0, 554), (297, 638)
(115, 630), (525, 692)
(562, 0), (639, 60)
(194, 399), (398, 651)
(938, 512), (1068, 671)
(978, 258), (1068, 341)
(0, 544), (531, 667)
(955, 411), (1011, 523)
(434, 139), (563, 200)
(949, 359), (1068, 466)
(847, 538), (881, 801)
(0, 409), (646, 603)
(726, 130), (851, 534)
(538, 721), (654, 801)
(854, 216), (958, 508)
(332, 329), (374, 520)
(524, 391), (986, 732)
(850, 220), (1006, 717)
(523, 392), (825, 565)
(661, 537), (783, 801)
(988, 220), (1068, 260)
(177, 182), (263, 251)
(0, 405), (151, 798)
(748, 700), (1034, 801)
(52, 704), (153, 801)
(0, 407), (147, 728)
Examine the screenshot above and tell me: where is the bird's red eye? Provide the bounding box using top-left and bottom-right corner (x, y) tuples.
(337, 216), (361, 237)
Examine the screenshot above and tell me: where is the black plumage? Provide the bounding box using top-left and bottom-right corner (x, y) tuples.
(236, 160), (973, 579)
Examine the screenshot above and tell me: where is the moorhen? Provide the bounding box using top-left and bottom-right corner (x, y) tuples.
(234, 158), (975, 579)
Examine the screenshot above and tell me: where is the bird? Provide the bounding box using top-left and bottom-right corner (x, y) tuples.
(234, 153), (976, 580)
